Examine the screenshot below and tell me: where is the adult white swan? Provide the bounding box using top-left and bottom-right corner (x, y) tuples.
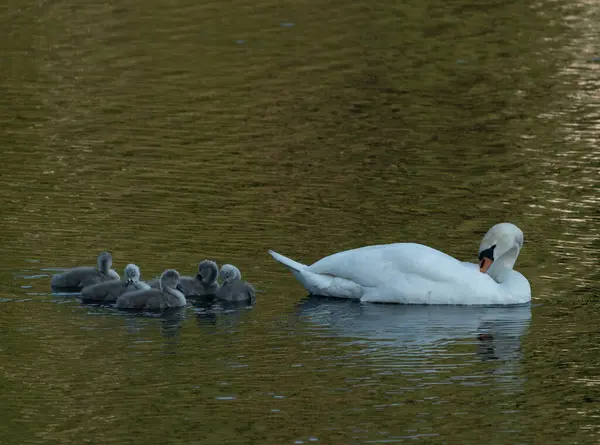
(269, 222), (530, 305)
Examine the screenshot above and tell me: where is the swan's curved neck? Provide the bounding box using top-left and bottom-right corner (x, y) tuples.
(487, 245), (520, 282)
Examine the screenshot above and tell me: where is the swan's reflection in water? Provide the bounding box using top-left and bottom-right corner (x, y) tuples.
(297, 297), (531, 391)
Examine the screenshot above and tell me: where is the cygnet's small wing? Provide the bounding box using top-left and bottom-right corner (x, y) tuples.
(116, 288), (163, 309)
(134, 281), (152, 291)
(146, 278), (161, 289)
(108, 269), (121, 280)
(179, 275), (201, 296)
(217, 280), (256, 303)
(243, 281), (256, 303)
(51, 267), (102, 289)
(180, 275), (217, 296)
(81, 280), (128, 302)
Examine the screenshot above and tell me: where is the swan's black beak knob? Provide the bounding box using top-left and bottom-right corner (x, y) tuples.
(478, 244), (496, 273)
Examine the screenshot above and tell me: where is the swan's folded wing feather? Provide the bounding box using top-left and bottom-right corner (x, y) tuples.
(307, 243), (479, 288)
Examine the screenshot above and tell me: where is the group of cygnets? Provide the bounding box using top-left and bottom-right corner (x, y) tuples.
(49, 252), (255, 310)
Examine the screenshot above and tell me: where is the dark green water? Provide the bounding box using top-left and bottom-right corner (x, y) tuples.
(1, 0), (598, 443)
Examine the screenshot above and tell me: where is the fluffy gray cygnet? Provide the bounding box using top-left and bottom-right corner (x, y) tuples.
(116, 269), (186, 310)
(148, 260), (219, 297)
(81, 264), (150, 303)
(50, 252), (120, 291)
(216, 264), (256, 303)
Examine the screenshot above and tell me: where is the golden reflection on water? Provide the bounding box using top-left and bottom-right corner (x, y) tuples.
(0, 0), (598, 442)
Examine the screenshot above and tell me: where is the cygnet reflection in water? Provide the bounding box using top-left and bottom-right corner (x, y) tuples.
(50, 252), (120, 291)
(121, 306), (187, 342)
(116, 269), (186, 310)
(81, 264), (150, 304)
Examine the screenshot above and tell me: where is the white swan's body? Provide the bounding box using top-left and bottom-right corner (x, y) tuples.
(269, 223), (531, 305)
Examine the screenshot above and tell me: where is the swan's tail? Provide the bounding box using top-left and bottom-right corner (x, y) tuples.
(268, 250), (307, 272)
(268, 249), (314, 291)
(268, 249), (362, 299)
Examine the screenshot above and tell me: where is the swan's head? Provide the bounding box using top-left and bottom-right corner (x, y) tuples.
(219, 264), (241, 283)
(97, 252), (113, 272)
(159, 269), (185, 293)
(196, 260), (219, 285)
(124, 264), (141, 284)
(478, 223), (524, 274)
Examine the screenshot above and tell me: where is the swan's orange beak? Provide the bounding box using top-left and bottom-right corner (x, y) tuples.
(479, 257), (493, 273)
(478, 245), (496, 274)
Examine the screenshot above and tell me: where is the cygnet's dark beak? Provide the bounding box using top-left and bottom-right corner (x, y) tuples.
(176, 283), (186, 293)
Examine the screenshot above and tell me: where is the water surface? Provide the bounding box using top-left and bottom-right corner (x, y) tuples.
(1, 0), (598, 443)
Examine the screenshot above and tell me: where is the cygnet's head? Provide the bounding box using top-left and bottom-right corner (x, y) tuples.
(196, 260), (219, 285)
(160, 269), (185, 293)
(478, 223), (524, 273)
(219, 264), (242, 283)
(124, 264), (141, 283)
(97, 252), (113, 271)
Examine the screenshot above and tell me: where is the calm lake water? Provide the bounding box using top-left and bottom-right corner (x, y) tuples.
(1, 0), (599, 443)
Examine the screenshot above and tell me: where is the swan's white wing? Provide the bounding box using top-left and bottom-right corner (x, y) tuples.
(308, 243), (482, 288)
(462, 262), (480, 271)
